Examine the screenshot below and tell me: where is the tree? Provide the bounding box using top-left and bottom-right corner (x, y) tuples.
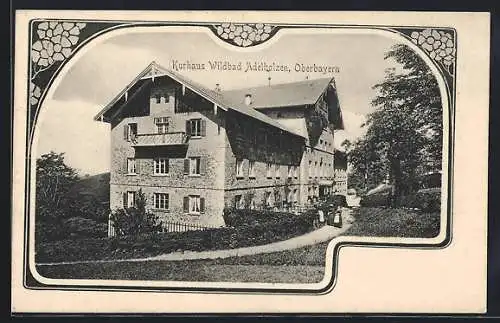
(350, 44), (442, 206)
(36, 151), (79, 222)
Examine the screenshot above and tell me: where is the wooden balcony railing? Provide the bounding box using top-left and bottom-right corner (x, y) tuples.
(131, 132), (188, 147)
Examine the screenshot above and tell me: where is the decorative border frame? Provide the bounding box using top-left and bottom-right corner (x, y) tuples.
(24, 20), (457, 295)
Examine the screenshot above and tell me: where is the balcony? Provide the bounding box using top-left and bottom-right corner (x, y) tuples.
(131, 132), (188, 147)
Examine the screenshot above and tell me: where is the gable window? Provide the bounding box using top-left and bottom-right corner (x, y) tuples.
(154, 117), (170, 134)
(186, 118), (206, 137)
(154, 158), (169, 175)
(248, 160), (256, 178)
(266, 163), (273, 178)
(123, 191), (136, 208)
(154, 193), (169, 210)
(184, 195), (205, 214)
(155, 94), (161, 104)
(275, 164), (281, 178)
(123, 123), (137, 141)
(127, 158), (136, 174)
(236, 159), (244, 178)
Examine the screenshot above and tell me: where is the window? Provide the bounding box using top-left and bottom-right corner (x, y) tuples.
(189, 157), (201, 175)
(293, 189), (298, 203)
(249, 195), (256, 209)
(265, 191), (272, 207)
(185, 195), (204, 214)
(287, 190), (293, 203)
(309, 161), (313, 178)
(266, 163), (273, 178)
(186, 118), (204, 137)
(155, 94), (161, 104)
(248, 161), (256, 178)
(235, 195), (244, 209)
(123, 191), (136, 208)
(154, 158), (169, 175)
(154, 117), (170, 134)
(127, 158), (136, 174)
(236, 159), (244, 178)
(288, 166), (293, 178)
(275, 164), (280, 178)
(154, 193), (169, 210)
(123, 123), (137, 141)
(315, 161), (318, 178)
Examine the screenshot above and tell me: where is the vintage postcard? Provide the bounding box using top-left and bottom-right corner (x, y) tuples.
(12, 10), (490, 313)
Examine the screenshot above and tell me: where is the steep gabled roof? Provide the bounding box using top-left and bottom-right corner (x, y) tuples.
(221, 77), (334, 110)
(94, 61), (305, 138)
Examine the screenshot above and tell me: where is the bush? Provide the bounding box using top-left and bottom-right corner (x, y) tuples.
(110, 189), (162, 236)
(360, 193), (390, 207)
(401, 188), (441, 212)
(63, 217), (108, 239)
(36, 208), (320, 263)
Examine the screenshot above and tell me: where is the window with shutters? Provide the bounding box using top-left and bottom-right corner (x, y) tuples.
(127, 158), (136, 175)
(153, 193), (169, 210)
(266, 163), (273, 178)
(123, 191), (136, 208)
(189, 157), (201, 175)
(248, 160), (255, 178)
(154, 158), (169, 175)
(186, 195), (204, 214)
(154, 117), (170, 134)
(187, 118), (202, 137)
(124, 123), (137, 141)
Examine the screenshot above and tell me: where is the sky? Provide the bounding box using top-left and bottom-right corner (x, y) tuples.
(35, 28), (403, 175)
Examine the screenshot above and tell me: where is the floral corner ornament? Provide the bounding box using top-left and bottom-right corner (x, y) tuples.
(212, 23), (276, 47)
(30, 21), (87, 107)
(410, 29), (456, 70)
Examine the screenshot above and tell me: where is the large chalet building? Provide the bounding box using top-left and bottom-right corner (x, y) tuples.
(94, 61), (345, 231)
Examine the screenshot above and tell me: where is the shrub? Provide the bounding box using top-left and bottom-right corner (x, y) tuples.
(360, 193), (390, 207)
(63, 217), (108, 239)
(110, 189), (162, 236)
(36, 208), (321, 263)
(401, 188), (441, 212)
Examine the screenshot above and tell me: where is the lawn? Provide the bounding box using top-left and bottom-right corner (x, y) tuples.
(36, 207), (440, 283)
(36, 261), (325, 284)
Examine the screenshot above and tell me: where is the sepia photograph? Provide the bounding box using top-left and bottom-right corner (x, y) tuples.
(11, 10), (490, 314)
(30, 24), (446, 285)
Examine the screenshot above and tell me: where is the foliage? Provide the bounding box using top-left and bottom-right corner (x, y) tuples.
(400, 188), (441, 212)
(109, 189), (162, 236)
(62, 217), (108, 239)
(36, 151), (79, 222)
(37, 209), (319, 263)
(342, 207), (440, 238)
(348, 44), (442, 205)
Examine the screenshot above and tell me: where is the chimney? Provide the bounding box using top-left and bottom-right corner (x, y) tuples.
(244, 94), (252, 106)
